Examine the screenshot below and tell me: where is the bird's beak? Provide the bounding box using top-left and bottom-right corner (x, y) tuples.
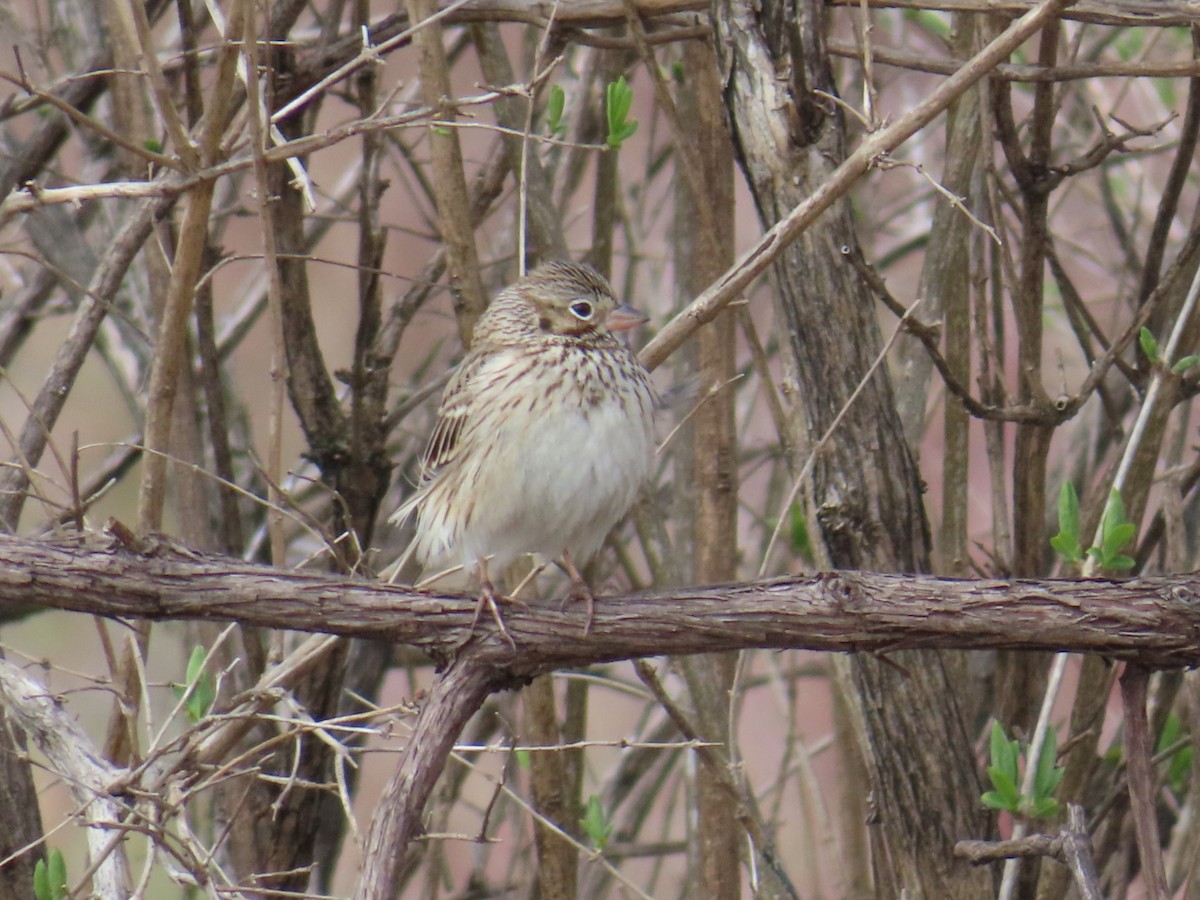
(608, 304), (649, 332)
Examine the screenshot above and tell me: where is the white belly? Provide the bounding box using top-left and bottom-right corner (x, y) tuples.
(458, 396), (652, 568)
(413, 346), (655, 572)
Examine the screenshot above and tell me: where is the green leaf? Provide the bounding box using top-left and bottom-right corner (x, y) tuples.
(1103, 738), (1124, 766)
(1114, 28), (1144, 61)
(1050, 482), (1082, 564)
(1157, 712), (1193, 795)
(1158, 712), (1182, 751)
(983, 721), (1039, 813)
(989, 720), (1019, 782)
(1093, 488), (1136, 570)
(1171, 355), (1200, 375)
(1037, 763), (1064, 799)
(1139, 326), (1159, 363)
(981, 790), (1017, 812)
(47, 849), (66, 900)
(185, 643), (206, 684)
(788, 502), (813, 561)
(1154, 77), (1178, 108)
(987, 765), (1020, 804)
(34, 849), (67, 900)
(1030, 796), (1061, 819)
(1049, 534), (1080, 564)
(33, 859), (49, 900)
(546, 84), (566, 135)
(986, 777), (1019, 812)
(516, 749), (530, 770)
(1033, 726), (1064, 802)
(1108, 553), (1136, 571)
(900, 7), (951, 39)
(1104, 522), (1136, 559)
(580, 794), (614, 850)
(143, 138), (163, 154)
(179, 645), (215, 722)
(605, 76), (638, 150)
(612, 78), (633, 119)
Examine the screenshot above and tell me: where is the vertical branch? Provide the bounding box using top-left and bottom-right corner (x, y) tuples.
(0, 705), (42, 896)
(136, 0), (244, 534)
(116, 0), (198, 166)
(135, 184), (216, 533)
(999, 17), (1059, 580)
(976, 189), (1013, 571)
(348, 2), (393, 546)
(471, 24), (568, 264)
(711, 0), (997, 894)
(102, 0), (156, 177)
(990, 31), (1062, 830)
(674, 34), (742, 900)
(406, 0), (487, 344)
(360, 658), (498, 900)
(121, 0), (242, 777)
(892, 14), (983, 574)
(1138, 29), (1200, 306)
(1120, 665), (1170, 899)
(193, 248), (245, 556)
(620, 5), (746, 890)
(587, 49), (627, 279)
(243, 0), (288, 566)
(524, 676), (578, 899)
(1036, 228), (1200, 898)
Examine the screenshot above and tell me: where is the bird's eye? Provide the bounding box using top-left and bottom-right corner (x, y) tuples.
(569, 300), (594, 320)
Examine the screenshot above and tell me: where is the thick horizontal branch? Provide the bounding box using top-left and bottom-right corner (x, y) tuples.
(3, 534), (1200, 674)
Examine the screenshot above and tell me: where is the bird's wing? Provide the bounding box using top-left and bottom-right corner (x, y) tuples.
(419, 352), (481, 479)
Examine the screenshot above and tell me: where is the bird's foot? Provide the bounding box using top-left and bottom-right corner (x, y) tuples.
(469, 576), (528, 649)
(558, 551), (596, 633)
(559, 577), (595, 634)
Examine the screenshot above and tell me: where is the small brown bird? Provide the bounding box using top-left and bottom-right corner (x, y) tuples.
(392, 260), (655, 639)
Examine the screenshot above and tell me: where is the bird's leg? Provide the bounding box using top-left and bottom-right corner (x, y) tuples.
(508, 559), (547, 605)
(470, 559), (517, 649)
(559, 551), (595, 633)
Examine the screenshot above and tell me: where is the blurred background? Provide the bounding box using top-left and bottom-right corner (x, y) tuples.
(1, 0), (1199, 896)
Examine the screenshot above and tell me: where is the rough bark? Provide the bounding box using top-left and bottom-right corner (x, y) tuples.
(0, 704), (43, 897)
(5, 534), (1200, 668)
(676, 30), (742, 900)
(711, 0), (994, 894)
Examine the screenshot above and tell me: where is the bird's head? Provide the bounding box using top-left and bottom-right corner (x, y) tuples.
(481, 260), (648, 345)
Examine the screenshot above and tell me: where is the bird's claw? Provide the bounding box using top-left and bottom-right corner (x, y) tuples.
(560, 579), (595, 634)
(468, 580), (528, 649)
(558, 551), (596, 634)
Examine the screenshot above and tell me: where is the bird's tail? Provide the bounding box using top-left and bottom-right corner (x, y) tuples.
(388, 490), (420, 528)
(382, 494), (421, 584)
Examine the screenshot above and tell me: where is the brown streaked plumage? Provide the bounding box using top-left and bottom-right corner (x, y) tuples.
(391, 260), (655, 639)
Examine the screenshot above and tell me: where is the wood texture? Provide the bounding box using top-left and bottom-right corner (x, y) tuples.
(4, 533), (1200, 669)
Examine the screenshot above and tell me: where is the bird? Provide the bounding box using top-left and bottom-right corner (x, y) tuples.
(391, 260), (656, 641)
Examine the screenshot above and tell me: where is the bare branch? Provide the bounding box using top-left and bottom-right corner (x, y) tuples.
(0, 659), (130, 895)
(5, 533), (1200, 669)
(639, 0), (1074, 371)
